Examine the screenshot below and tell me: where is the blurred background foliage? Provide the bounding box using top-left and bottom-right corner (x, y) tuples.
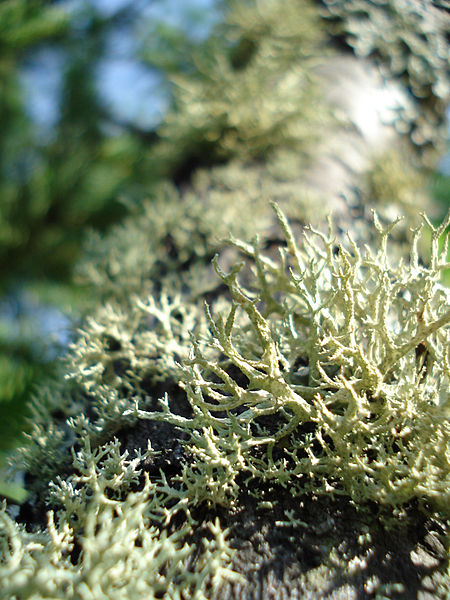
(0, 0), (448, 501)
(0, 0), (225, 499)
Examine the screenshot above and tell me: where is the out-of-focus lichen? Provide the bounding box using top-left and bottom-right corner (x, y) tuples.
(366, 150), (428, 216)
(76, 159), (346, 310)
(77, 176), (277, 304)
(154, 0), (330, 172)
(319, 0), (450, 162)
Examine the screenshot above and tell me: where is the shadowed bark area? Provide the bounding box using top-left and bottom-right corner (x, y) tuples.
(115, 414), (449, 599)
(202, 491), (448, 599)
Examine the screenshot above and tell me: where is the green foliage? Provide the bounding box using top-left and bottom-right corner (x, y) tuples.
(0, 291), (65, 455)
(0, 24), (145, 286)
(430, 171), (450, 212)
(0, 0), (187, 461)
(0, 1), (69, 51)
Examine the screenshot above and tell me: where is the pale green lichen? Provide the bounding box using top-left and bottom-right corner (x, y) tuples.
(77, 175), (277, 305)
(365, 149), (430, 221)
(76, 158), (336, 310)
(1, 1), (448, 596)
(156, 0), (329, 168)
(129, 206), (449, 513)
(0, 438), (240, 600)
(2, 208), (448, 599)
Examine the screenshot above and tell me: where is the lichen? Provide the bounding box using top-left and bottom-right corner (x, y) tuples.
(155, 0), (329, 169)
(128, 205), (449, 514)
(1, 1), (448, 597)
(0, 438), (240, 600)
(2, 208), (448, 598)
(320, 0), (450, 161)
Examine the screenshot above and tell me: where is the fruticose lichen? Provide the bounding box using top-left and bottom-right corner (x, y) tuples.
(2, 206), (448, 598)
(128, 205), (450, 513)
(1, 437), (240, 600)
(154, 0), (329, 169)
(1, 0), (449, 597)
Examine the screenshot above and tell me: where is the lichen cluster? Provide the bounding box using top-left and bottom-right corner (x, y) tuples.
(1, 0), (449, 598)
(2, 205), (448, 598)
(1, 437), (239, 600)
(128, 206), (450, 513)
(156, 0), (329, 168)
